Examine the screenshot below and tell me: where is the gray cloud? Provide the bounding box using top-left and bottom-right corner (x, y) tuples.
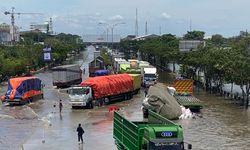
(109, 15), (124, 21)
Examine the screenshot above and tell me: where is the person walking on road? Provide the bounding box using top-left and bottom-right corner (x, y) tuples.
(76, 123), (84, 144)
(59, 100), (63, 113)
(53, 103), (56, 113)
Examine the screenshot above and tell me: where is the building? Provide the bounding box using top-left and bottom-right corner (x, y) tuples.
(30, 18), (53, 34)
(123, 35), (136, 41)
(0, 23), (20, 44)
(133, 34), (159, 41)
(179, 40), (205, 52)
(82, 34), (121, 44)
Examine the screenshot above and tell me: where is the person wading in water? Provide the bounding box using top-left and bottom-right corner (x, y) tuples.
(76, 123), (84, 144)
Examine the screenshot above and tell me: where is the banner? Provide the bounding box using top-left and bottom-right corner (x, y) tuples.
(44, 52), (51, 62)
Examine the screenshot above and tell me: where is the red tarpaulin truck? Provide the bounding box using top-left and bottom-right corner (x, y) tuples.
(0, 76), (44, 105)
(68, 74), (141, 108)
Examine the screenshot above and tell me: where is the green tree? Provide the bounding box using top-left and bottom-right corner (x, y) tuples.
(184, 30), (205, 40)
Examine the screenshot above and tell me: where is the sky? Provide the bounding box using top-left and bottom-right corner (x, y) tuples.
(0, 0), (250, 38)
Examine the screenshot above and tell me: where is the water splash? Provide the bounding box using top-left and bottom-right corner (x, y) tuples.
(38, 113), (54, 127)
(5, 106), (39, 120)
(0, 114), (15, 119)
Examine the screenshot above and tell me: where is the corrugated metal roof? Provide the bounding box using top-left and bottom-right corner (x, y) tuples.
(82, 34), (121, 43)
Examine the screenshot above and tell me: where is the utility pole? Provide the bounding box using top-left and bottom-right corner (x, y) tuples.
(159, 26), (162, 36)
(189, 19), (192, 32)
(106, 28), (109, 47)
(111, 22), (125, 49)
(145, 21), (148, 35)
(135, 8), (138, 37)
(111, 26), (114, 49)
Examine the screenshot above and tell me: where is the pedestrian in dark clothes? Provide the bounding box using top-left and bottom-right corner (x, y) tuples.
(59, 100), (63, 113)
(76, 123), (84, 144)
(53, 103), (56, 113)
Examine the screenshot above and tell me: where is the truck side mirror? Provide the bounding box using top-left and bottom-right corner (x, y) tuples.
(188, 144), (192, 149)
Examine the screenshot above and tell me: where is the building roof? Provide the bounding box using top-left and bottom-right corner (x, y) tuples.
(133, 34), (159, 41)
(82, 34), (121, 43)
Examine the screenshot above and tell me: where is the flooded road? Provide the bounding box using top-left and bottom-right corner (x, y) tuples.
(0, 46), (250, 150)
(158, 72), (250, 150)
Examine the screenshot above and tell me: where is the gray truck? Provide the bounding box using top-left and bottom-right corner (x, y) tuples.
(52, 64), (82, 88)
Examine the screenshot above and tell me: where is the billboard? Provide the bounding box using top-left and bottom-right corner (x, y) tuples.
(43, 52), (51, 62)
(43, 47), (52, 62)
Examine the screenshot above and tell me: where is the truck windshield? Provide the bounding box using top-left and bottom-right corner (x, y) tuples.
(144, 74), (156, 80)
(69, 88), (89, 95)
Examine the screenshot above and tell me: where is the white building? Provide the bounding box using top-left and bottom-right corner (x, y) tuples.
(0, 23), (19, 44)
(82, 34), (121, 44)
(179, 40), (205, 52)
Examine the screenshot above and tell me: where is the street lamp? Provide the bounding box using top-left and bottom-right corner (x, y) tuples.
(98, 22), (125, 49)
(98, 22), (109, 47)
(110, 22), (125, 49)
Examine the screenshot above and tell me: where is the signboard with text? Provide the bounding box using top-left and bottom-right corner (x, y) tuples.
(43, 47), (52, 62)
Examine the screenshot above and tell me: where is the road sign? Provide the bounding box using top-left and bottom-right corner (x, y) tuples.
(43, 52), (51, 62)
(43, 47), (51, 52)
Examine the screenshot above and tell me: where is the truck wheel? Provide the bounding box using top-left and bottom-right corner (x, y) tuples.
(104, 97), (110, 105)
(124, 94), (128, 100)
(129, 93), (133, 99)
(28, 98), (33, 103)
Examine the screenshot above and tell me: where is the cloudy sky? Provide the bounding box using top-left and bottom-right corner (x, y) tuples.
(0, 0), (250, 37)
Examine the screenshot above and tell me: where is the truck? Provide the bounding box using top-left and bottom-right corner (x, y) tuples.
(113, 110), (192, 150)
(52, 64), (82, 88)
(121, 68), (142, 74)
(139, 61), (150, 68)
(173, 79), (203, 112)
(68, 74), (141, 108)
(113, 58), (129, 73)
(142, 66), (157, 87)
(0, 76), (44, 105)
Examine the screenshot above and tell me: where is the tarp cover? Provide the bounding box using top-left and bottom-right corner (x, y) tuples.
(146, 83), (181, 120)
(4, 76), (42, 100)
(94, 70), (109, 76)
(80, 74), (133, 99)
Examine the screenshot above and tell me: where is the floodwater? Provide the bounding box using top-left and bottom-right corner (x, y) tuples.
(0, 46), (249, 150)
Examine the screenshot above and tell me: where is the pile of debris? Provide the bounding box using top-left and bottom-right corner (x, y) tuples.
(143, 83), (194, 120)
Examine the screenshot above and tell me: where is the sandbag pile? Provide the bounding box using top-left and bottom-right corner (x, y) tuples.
(144, 83), (182, 120)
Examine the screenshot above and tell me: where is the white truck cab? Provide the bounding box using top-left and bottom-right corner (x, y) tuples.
(142, 67), (158, 87)
(68, 86), (93, 108)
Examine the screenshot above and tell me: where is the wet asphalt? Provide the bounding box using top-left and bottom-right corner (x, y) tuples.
(1, 46), (250, 150)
